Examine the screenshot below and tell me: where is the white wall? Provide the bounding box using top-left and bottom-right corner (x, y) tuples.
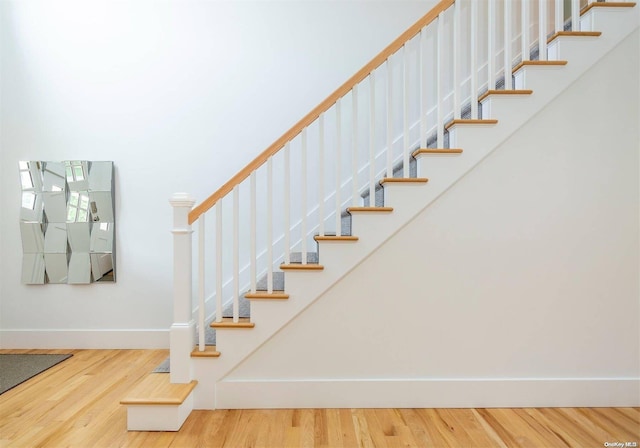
(0, 0), (439, 348)
(224, 30), (639, 405)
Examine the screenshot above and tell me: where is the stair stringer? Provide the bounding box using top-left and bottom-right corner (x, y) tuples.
(190, 4), (639, 410)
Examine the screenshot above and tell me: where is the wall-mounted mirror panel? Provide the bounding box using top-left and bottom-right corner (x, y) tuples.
(20, 161), (115, 284)
(65, 160), (89, 191)
(20, 192), (44, 222)
(42, 162), (66, 192)
(45, 253), (69, 284)
(44, 223), (68, 253)
(91, 253), (114, 282)
(88, 161), (113, 191)
(20, 222), (45, 253)
(42, 191), (67, 223)
(67, 222), (91, 252)
(90, 223), (113, 253)
(88, 191), (114, 222)
(68, 252), (91, 284)
(22, 253), (46, 284)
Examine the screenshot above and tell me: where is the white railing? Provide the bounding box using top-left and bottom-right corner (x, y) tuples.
(170, 0), (613, 381)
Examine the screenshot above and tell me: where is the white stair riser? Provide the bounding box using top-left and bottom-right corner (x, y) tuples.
(447, 123), (500, 152)
(480, 95), (533, 123)
(548, 36), (600, 60)
(125, 395), (193, 431)
(581, 6), (639, 34)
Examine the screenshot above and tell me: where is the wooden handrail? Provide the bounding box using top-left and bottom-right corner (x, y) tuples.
(188, 0), (455, 224)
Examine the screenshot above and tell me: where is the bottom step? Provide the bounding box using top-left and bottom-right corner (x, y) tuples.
(120, 374), (197, 431)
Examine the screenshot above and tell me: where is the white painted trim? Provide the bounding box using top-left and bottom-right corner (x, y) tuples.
(216, 378), (640, 409)
(0, 329), (168, 349)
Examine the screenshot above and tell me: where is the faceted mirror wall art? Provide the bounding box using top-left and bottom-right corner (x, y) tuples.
(19, 161), (116, 284)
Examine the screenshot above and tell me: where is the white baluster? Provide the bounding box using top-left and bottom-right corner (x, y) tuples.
(386, 59), (393, 177)
(572, 0), (579, 32)
(522, 0), (530, 62)
(420, 27), (427, 148)
(232, 185), (239, 322)
(437, 13), (444, 147)
(250, 171), (256, 293)
(539, 0), (547, 61)
(284, 143), (291, 264)
(215, 203), (222, 323)
(504, 0), (513, 89)
(336, 100), (342, 236)
(267, 157), (274, 288)
(369, 72), (376, 201)
(453, 0), (461, 118)
(301, 130), (308, 264)
(352, 86), (359, 206)
(403, 44), (409, 178)
(488, 0), (495, 90)
(555, 0), (563, 34)
(471, 0), (478, 119)
(318, 117), (325, 237)
(198, 215), (205, 351)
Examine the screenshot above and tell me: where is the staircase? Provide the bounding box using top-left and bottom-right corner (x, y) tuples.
(122, 0), (639, 431)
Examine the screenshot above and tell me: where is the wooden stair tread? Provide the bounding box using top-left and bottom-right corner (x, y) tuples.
(445, 119), (498, 131)
(581, 2), (636, 15)
(477, 89), (533, 102)
(191, 345), (221, 358)
(380, 177), (429, 185)
(347, 206), (393, 213)
(412, 148), (463, 157)
(210, 317), (255, 328)
(547, 31), (602, 44)
(314, 235), (359, 242)
(512, 60), (568, 73)
(245, 292), (289, 299)
(280, 264), (324, 270)
(120, 374), (197, 406)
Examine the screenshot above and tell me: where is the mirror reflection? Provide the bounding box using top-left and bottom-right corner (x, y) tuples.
(19, 161), (115, 284)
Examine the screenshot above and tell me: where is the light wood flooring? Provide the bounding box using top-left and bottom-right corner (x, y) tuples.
(1, 349), (638, 447)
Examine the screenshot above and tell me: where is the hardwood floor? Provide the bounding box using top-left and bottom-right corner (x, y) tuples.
(1, 349), (638, 447)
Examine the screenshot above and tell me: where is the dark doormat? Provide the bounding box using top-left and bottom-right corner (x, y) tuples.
(0, 354), (72, 395)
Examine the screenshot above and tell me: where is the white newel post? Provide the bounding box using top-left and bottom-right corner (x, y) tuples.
(169, 193), (196, 384)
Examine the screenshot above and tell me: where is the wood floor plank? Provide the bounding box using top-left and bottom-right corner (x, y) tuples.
(511, 408), (573, 447)
(419, 408), (468, 448)
(1, 349), (638, 447)
(397, 409), (438, 447)
(298, 409), (316, 448)
(365, 409), (393, 446)
(471, 409), (510, 448)
(589, 407), (640, 439)
(325, 409), (344, 448)
(351, 408), (376, 448)
(448, 409), (506, 448)
(475, 408), (530, 448)
(559, 407), (620, 443)
(524, 408), (587, 447)
(339, 409), (360, 448)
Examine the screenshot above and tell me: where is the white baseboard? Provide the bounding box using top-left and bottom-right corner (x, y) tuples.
(0, 329), (169, 349)
(215, 378), (640, 409)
